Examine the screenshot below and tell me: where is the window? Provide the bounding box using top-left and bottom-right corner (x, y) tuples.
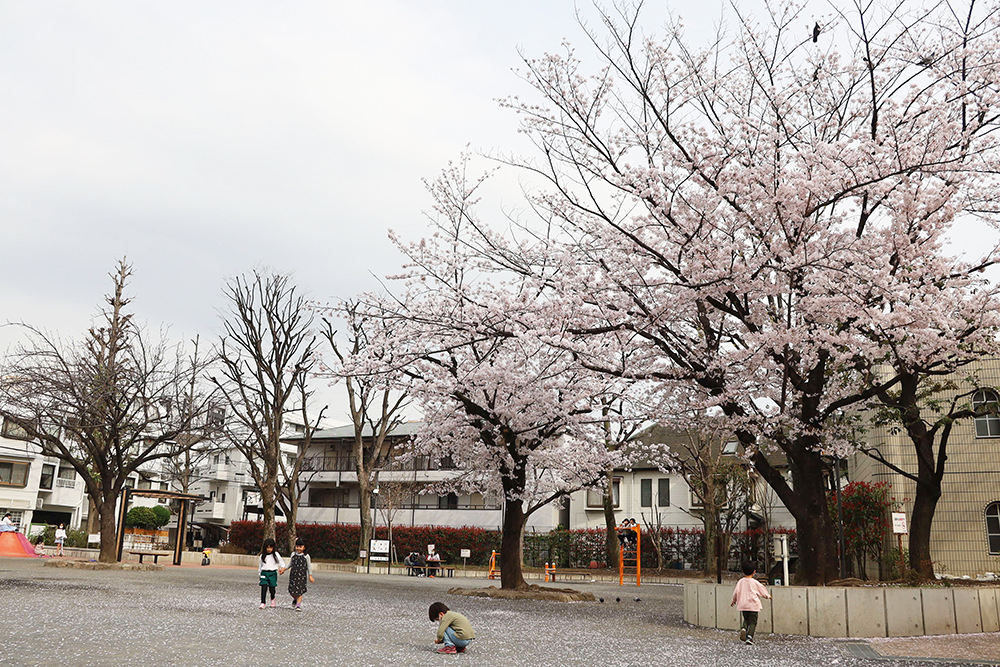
(438, 494), (458, 510)
(206, 406), (225, 430)
(39, 464), (55, 490)
(1, 419), (31, 440)
(0, 460), (29, 487)
(658, 478), (670, 507)
(56, 466), (76, 489)
(587, 478), (620, 508)
(973, 389), (1000, 437)
(640, 479), (652, 507)
(987, 502), (1000, 555)
(722, 441), (740, 455)
(220, 493), (226, 503)
(1, 510), (23, 525)
(138, 479), (152, 490)
(213, 453), (222, 465)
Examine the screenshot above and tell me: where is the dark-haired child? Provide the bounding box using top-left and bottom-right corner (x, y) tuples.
(258, 538), (285, 609)
(730, 561), (771, 645)
(287, 537), (314, 611)
(429, 602), (475, 654)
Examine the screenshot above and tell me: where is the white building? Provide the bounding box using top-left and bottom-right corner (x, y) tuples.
(0, 417), (86, 532)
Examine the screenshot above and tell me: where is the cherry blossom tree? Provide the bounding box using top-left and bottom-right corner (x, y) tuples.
(357, 165), (623, 590)
(437, 0), (1000, 584)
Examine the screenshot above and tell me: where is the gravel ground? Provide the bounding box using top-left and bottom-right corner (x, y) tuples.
(0, 559), (995, 667)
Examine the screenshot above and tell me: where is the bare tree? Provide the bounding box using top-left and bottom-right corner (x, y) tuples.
(319, 300), (410, 560)
(0, 260), (213, 562)
(212, 270), (317, 543)
(275, 374), (326, 553)
(376, 479), (423, 564)
(670, 427), (754, 577)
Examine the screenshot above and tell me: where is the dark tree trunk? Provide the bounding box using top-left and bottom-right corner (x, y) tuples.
(499, 498), (528, 590)
(98, 497), (119, 563)
(753, 447), (839, 585)
(788, 453), (839, 585)
(909, 482), (941, 579)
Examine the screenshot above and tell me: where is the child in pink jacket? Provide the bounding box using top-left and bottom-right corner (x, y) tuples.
(730, 561), (771, 645)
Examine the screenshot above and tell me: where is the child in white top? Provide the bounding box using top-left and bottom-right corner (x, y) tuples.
(54, 524), (67, 557)
(258, 538), (285, 609)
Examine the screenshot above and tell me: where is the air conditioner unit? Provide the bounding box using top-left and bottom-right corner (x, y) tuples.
(36, 498), (44, 509)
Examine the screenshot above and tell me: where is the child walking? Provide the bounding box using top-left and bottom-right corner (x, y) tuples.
(429, 601), (475, 654)
(54, 524), (67, 557)
(287, 537), (314, 611)
(258, 538), (285, 609)
(730, 561), (771, 645)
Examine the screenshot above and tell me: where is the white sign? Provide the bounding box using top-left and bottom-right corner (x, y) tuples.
(359, 550), (367, 558)
(427, 543), (436, 555)
(892, 512), (908, 534)
(460, 549), (471, 559)
(370, 539), (390, 554)
(369, 555), (389, 562)
(88, 534), (100, 544)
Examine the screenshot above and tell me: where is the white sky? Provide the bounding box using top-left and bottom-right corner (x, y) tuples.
(0, 1), (992, 422)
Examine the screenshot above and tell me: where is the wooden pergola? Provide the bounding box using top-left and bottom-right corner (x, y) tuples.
(115, 488), (205, 566)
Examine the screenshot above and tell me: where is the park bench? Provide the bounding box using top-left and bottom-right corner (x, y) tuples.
(405, 564), (456, 577)
(128, 549), (172, 564)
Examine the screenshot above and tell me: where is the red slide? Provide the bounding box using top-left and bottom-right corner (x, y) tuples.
(0, 531), (39, 557)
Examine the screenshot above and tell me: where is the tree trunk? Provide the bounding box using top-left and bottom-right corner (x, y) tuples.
(788, 454), (839, 585)
(602, 469), (619, 570)
(908, 482), (941, 579)
(702, 511), (717, 576)
(98, 497), (119, 563)
(358, 477), (372, 558)
(86, 498), (100, 534)
(499, 498), (528, 590)
(285, 492), (299, 554)
(261, 480), (276, 543)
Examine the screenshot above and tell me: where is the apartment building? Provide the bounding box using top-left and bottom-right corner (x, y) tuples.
(850, 358), (1000, 576)
(563, 424), (794, 533)
(286, 422), (543, 530)
(0, 418), (86, 532)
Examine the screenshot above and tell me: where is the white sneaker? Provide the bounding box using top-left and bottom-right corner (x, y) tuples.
(259, 603), (266, 609)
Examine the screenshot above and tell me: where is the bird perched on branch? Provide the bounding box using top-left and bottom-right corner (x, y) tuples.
(812, 22), (821, 43)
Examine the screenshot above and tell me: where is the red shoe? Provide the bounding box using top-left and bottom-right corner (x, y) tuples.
(456, 647), (466, 653)
(437, 646), (457, 654)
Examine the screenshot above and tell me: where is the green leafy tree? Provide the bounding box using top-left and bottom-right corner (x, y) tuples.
(828, 481), (891, 580)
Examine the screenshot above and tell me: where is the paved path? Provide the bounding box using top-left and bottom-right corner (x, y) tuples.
(0, 559), (996, 666)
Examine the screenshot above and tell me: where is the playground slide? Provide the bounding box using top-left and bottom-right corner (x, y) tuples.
(0, 531), (39, 558)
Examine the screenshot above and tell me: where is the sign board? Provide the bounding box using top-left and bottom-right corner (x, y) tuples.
(359, 550), (367, 559)
(88, 534), (100, 544)
(891, 512), (908, 534)
(370, 539), (390, 554)
(427, 543), (436, 555)
(460, 549), (471, 559)
(369, 555), (389, 562)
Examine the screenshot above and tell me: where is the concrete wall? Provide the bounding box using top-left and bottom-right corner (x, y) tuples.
(684, 582), (1000, 638)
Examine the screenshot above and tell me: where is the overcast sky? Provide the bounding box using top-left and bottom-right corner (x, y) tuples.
(1, 1), (991, 422)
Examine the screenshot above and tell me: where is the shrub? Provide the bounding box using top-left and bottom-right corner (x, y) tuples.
(125, 506), (160, 529)
(40, 525), (90, 548)
(150, 505), (171, 528)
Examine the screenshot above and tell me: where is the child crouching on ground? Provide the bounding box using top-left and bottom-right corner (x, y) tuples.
(429, 602), (475, 654)
(730, 561), (771, 645)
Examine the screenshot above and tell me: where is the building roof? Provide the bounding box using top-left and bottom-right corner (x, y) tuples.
(285, 421), (423, 441)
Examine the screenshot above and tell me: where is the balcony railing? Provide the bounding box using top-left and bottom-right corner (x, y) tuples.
(301, 455), (458, 473)
(55, 478), (77, 489)
(300, 500), (499, 510)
